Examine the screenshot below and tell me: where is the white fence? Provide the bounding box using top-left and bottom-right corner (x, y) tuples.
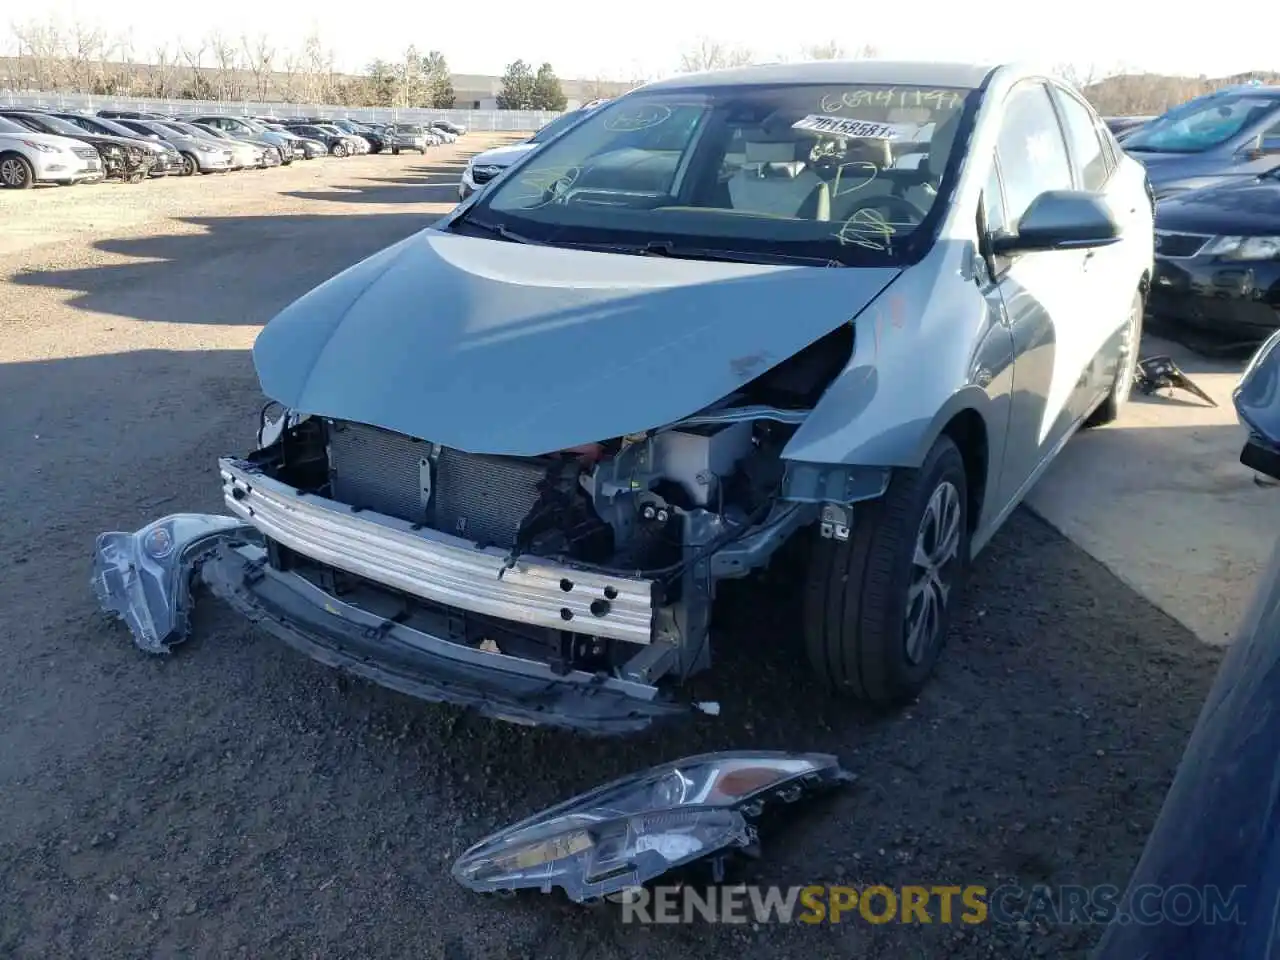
(0, 90), (559, 132)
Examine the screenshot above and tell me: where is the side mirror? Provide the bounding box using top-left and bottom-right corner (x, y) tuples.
(990, 189), (1121, 255)
(1240, 133), (1280, 161)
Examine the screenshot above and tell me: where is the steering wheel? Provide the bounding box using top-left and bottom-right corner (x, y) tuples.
(844, 194), (928, 225)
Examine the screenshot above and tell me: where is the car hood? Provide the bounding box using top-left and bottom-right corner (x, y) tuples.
(1156, 177), (1280, 235)
(0, 130), (83, 151)
(253, 229), (900, 455)
(470, 142), (538, 169)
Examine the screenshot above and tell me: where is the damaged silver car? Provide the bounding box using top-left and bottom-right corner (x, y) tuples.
(95, 61), (1154, 733)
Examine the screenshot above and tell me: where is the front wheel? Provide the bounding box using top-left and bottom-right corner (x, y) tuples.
(332, 142), (348, 157)
(179, 153), (198, 176)
(0, 153), (34, 188)
(1085, 290), (1144, 428)
(802, 435), (970, 704)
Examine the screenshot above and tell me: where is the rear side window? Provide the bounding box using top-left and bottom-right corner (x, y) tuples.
(994, 83), (1074, 227)
(1054, 90), (1110, 191)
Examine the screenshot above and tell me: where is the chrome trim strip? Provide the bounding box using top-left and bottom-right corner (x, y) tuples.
(219, 459), (655, 644)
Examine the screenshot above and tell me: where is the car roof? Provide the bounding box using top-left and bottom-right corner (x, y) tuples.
(640, 59), (998, 92)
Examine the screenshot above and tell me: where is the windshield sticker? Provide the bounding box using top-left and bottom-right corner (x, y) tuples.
(604, 104), (673, 132)
(793, 115), (912, 139)
(833, 208), (897, 250)
(821, 89), (964, 112)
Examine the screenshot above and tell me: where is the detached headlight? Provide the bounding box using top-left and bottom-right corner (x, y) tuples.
(452, 752), (852, 902)
(1201, 235), (1280, 261)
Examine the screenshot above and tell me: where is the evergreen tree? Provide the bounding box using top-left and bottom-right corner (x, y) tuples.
(530, 62), (567, 111)
(497, 59), (535, 109)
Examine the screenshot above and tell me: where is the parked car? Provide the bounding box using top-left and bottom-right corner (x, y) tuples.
(1123, 84), (1280, 198)
(190, 115), (303, 163)
(0, 115), (103, 188)
(1103, 115), (1154, 141)
(459, 105), (597, 200)
(97, 61), (1155, 734)
(0, 110), (155, 182)
(384, 123), (432, 154)
(436, 120), (467, 136)
(256, 121), (328, 159)
(49, 112), (182, 177)
(429, 122), (458, 143)
(329, 119), (384, 153)
(111, 118), (235, 175)
(316, 123), (367, 154)
(1148, 168), (1280, 338)
(188, 122), (282, 168)
(1095, 329), (1280, 959)
(281, 123), (353, 157)
(158, 120), (259, 170)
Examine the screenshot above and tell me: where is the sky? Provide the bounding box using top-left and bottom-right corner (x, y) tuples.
(10, 0), (1275, 82)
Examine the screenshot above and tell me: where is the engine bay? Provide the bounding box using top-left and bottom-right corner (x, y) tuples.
(243, 323), (853, 685)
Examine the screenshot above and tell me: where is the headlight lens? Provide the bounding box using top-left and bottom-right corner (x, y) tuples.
(195, 143), (217, 153)
(1200, 235), (1280, 261)
(21, 140), (61, 154)
(452, 752), (851, 902)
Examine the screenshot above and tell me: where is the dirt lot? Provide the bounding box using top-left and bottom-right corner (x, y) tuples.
(0, 138), (1225, 959)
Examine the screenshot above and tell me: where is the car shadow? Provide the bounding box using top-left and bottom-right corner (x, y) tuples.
(283, 182), (460, 205)
(6, 211), (438, 325)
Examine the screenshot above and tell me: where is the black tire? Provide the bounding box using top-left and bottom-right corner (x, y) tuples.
(802, 435), (970, 704)
(391, 146), (400, 155)
(0, 152), (35, 189)
(179, 153), (199, 177)
(1085, 290), (1144, 428)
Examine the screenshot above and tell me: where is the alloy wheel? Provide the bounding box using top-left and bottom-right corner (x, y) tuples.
(905, 480), (962, 664)
(1, 157), (29, 187)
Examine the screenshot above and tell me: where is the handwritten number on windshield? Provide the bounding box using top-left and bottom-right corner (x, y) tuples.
(821, 89), (963, 112)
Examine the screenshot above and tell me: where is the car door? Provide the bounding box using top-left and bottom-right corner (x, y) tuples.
(1049, 85), (1140, 420)
(984, 81), (1089, 509)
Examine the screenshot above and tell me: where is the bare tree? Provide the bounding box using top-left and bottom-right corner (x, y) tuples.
(679, 37), (754, 73)
(67, 20), (106, 92)
(803, 40), (844, 60)
(179, 38), (213, 99)
(208, 31), (245, 99)
(144, 43), (179, 98)
(242, 33), (275, 101)
(10, 18), (66, 91)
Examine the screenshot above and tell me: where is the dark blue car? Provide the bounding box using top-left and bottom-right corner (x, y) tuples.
(1124, 85), (1280, 199)
(1095, 329), (1280, 958)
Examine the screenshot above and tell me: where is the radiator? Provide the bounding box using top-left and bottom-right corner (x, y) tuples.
(326, 420), (546, 548)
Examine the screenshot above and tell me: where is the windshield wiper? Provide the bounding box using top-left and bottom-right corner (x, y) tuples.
(452, 217), (541, 245)
(590, 240), (846, 268)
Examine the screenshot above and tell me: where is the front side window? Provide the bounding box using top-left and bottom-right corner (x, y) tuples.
(993, 83), (1073, 228)
(1124, 94), (1280, 153)
(470, 82), (977, 265)
(1054, 90), (1110, 191)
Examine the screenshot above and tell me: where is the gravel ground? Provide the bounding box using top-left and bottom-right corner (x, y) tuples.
(0, 140), (1224, 959)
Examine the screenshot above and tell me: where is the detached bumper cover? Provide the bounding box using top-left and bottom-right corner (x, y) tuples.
(91, 514), (685, 734)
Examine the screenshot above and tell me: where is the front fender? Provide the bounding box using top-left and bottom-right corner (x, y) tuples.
(781, 244), (1003, 470)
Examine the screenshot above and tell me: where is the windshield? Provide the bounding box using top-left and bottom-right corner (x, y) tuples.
(316, 124), (343, 136)
(82, 116), (137, 138)
(1124, 94), (1280, 153)
(158, 121), (200, 138)
(30, 114), (89, 136)
(0, 116), (25, 134)
(470, 83), (973, 265)
(529, 110), (585, 144)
